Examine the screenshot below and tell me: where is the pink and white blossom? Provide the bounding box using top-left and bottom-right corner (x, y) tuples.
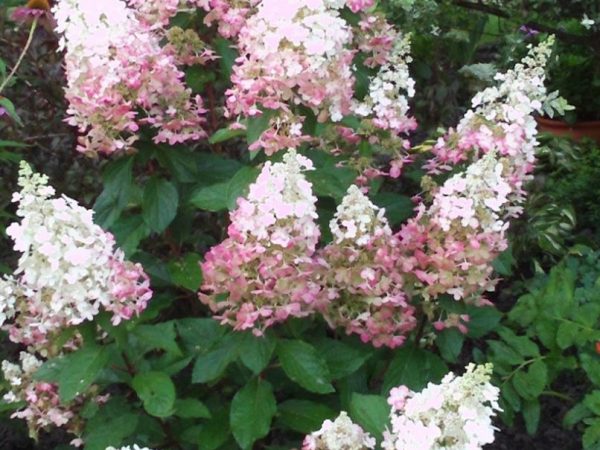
(53, 0), (206, 155)
(302, 411), (375, 450)
(200, 150), (325, 334)
(1, 162), (152, 348)
(382, 364), (500, 450)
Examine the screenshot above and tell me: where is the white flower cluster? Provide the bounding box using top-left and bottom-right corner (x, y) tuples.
(0, 276), (18, 327)
(236, 0), (354, 121)
(106, 446), (154, 450)
(459, 36), (555, 162)
(54, 0), (133, 57)
(354, 33), (416, 133)
(249, 0), (351, 64)
(1, 162), (151, 346)
(382, 364), (500, 450)
(233, 149), (320, 250)
(2, 352), (43, 404)
(430, 151), (512, 233)
(302, 411), (376, 450)
(330, 185), (391, 246)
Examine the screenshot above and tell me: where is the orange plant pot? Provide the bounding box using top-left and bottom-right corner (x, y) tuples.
(536, 116), (600, 145)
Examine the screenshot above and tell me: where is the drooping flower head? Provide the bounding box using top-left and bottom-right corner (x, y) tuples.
(200, 150), (325, 334)
(320, 185), (416, 348)
(53, 0), (206, 155)
(382, 364), (500, 450)
(1, 162), (152, 347)
(302, 411), (376, 450)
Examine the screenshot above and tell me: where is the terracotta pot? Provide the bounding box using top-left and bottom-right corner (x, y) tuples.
(536, 116), (600, 144)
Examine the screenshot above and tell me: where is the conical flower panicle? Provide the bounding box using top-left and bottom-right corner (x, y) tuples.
(320, 185), (416, 348)
(200, 150), (325, 334)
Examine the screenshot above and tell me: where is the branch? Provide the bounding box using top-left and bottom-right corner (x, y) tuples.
(443, 0), (600, 56)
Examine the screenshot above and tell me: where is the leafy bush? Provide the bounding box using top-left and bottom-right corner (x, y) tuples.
(0, 1), (596, 450)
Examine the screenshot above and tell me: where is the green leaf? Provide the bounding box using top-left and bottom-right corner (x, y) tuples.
(176, 318), (225, 354)
(168, 252), (202, 291)
(0, 97), (23, 126)
(466, 306), (502, 338)
(230, 378), (277, 450)
(142, 177), (179, 233)
(175, 398), (212, 419)
(131, 371), (176, 418)
(209, 127), (246, 144)
(133, 321), (182, 356)
(382, 345), (448, 393)
(246, 109), (277, 144)
(349, 393), (389, 441)
(564, 402), (592, 429)
(277, 400), (336, 434)
(34, 346), (110, 403)
(214, 38), (237, 79)
(585, 391), (600, 415)
(501, 380), (521, 412)
(190, 166), (258, 212)
(486, 340), (524, 366)
(155, 146), (200, 183)
(372, 193), (414, 227)
(94, 156), (134, 228)
(556, 321), (579, 349)
(196, 153), (242, 184)
(110, 214), (150, 257)
(277, 340), (335, 394)
(315, 338), (371, 380)
(83, 397), (139, 450)
(225, 166), (260, 210)
(581, 354), (600, 386)
(584, 418), (600, 449)
(522, 399), (541, 435)
(512, 360), (547, 400)
(0, 140), (28, 148)
(436, 328), (465, 363)
(497, 328), (540, 358)
(307, 166), (356, 200)
(238, 332), (276, 375)
(198, 407), (231, 450)
(192, 335), (240, 383)
(492, 247), (515, 277)
(185, 65), (216, 92)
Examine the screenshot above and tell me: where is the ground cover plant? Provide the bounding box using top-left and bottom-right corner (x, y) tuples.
(0, 1), (599, 449)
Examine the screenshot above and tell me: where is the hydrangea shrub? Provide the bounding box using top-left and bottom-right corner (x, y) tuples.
(0, 0), (570, 449)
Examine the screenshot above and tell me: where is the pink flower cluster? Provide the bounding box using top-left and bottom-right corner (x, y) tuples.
(200, 150), (326, 334)
(1, 352), (106, 444)
(352, 14), (416, 135)
(201, 39), (556, 344)
(53, 0), (207, 155)
(200, 159), (417, 346)
(319, 186), (416, 348)
(1, 162), (152, 348)
(396, 38), (557, 308)
(302, 411), (375, 450)
(225, 0), (355, 154)
(0, 163), (151, 441)
(301, 364), (499, 450)
(220, 0), (413, 155)
(382, 364), (500, 450)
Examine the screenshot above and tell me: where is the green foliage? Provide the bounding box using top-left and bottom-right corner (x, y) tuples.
(484, 248), (600, 446)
